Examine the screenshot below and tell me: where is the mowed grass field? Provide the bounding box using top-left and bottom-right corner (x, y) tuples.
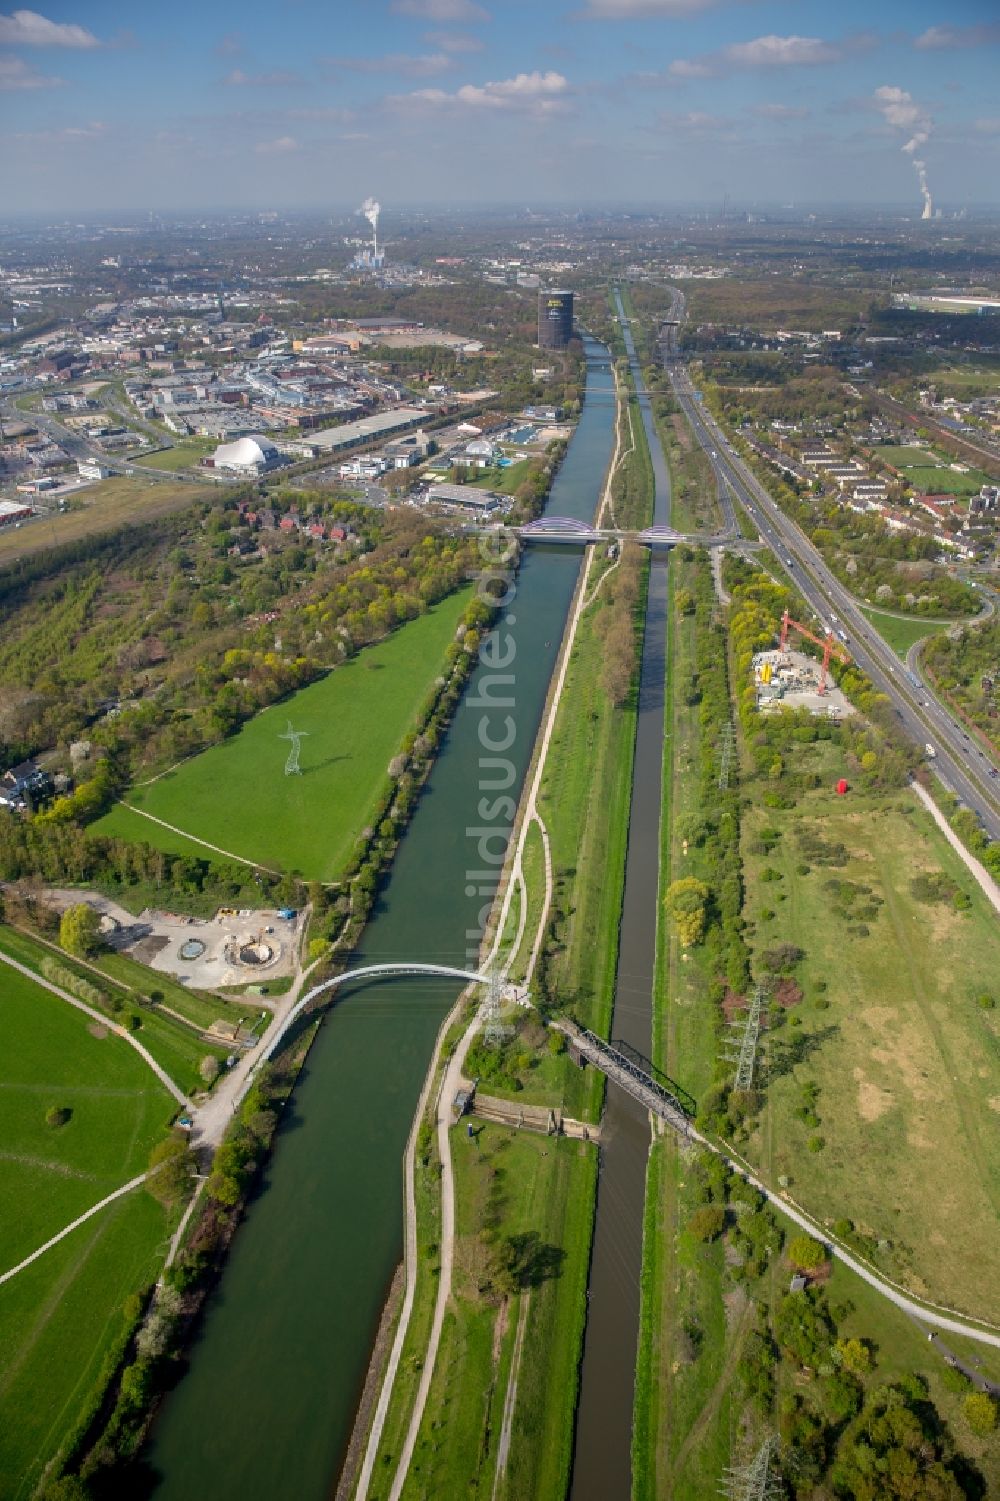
(858, 607), (949, 659)
(94, 590), (472, 883)
(0, 926), (227, 1097)
(0, 964), (174, 1497)
(743, 783), (1000, 1320)
(874, 444), (990, 495)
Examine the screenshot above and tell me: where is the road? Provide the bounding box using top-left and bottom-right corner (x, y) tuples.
(1, 399), (228, 486)
(657, 298), (1000, 841)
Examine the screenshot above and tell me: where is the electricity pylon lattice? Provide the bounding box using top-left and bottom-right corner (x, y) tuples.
(481, 969), (513, 1048)
(722, 983), (768, 1092)
(280, 720), (308, 776)
(720, 1435), (783, 1501)
(718, 721), (737, 790)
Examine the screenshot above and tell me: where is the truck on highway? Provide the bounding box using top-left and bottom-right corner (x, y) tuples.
(925, 743), (936, 759)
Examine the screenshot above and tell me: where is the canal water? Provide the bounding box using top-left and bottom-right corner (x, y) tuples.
(142, 341), (616, 1501)
(569, 291), (671, 1501)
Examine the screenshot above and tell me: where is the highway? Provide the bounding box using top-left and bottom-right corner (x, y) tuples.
(654, 294), (1000, 842)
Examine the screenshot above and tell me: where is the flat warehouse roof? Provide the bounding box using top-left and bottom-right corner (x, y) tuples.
(309, 408), (426, 451)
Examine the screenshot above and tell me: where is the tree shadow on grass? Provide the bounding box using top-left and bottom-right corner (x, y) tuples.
(507, 1229), (566, 1289)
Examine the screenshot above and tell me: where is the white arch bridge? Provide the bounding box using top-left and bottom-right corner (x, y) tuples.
(236, 962), (693, 1135)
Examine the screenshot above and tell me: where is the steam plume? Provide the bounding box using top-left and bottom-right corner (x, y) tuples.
(358, 196), (380, 232)
(873, 85), (934, 218)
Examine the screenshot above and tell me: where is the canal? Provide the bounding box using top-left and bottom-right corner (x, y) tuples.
(143, 340), (616, 1501)
(569, 288), (671, 1501)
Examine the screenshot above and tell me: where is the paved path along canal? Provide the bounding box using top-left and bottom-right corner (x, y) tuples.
(141, 341), (616, 1501)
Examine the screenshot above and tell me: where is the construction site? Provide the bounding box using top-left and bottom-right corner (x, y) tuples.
(752, 609), (855, 719)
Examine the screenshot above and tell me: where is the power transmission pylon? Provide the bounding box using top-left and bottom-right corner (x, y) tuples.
(279, 720), (308, 776)
(722, 982), (768, 1092)
(481, 969), (512, 1048)
(718, 720), (737, 789)
(720, 1434), (784, 1500)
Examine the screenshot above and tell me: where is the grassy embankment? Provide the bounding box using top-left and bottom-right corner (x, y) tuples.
(357, 343), (653, 1500)
(93, 589), (474, 883)
(0, 477), (207, 567)
(857, 606), (949, 659)
(0, 960), (178, 1499)
(634, 546), (742, 1500)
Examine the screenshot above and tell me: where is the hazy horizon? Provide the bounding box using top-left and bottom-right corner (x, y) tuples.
(1, 0), (999, 217)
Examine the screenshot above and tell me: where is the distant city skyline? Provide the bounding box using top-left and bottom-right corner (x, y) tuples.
(1, 0), (999, 216)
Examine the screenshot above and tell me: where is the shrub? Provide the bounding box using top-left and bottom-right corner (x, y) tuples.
(59, 902), (102, 958)
(761, 943), (805, 974)
(146, 1133), (196, 1206)
(45, 1105), (71, 1128)
(688, 1204), (726, 1242)
(836, 1337), (874, 1375)
(787, 1234), (826, 1271)
(665, 877), (711, 948)
(976, 993), (996, 1011)
(963, 1391), (998, 1435)
(807, 1134), (825, 1153)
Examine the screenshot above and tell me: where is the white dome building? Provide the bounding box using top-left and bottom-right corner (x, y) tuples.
(211, 434), (282, 475)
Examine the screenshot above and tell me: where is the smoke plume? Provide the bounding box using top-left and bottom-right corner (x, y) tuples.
(358, 196), (380, 233)
(873, 85), (934, 218)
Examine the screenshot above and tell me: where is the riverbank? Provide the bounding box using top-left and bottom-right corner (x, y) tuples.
(347, 341), (648, 1500)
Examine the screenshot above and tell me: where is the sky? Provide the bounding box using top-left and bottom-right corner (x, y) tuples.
(0, 0), (999, 217)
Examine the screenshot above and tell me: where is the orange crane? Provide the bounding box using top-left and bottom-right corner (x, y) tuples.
(779, 609), (850, 695)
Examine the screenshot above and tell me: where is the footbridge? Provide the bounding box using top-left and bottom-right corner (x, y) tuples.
(551, 1019), (694, 1137)
(238, 964), (695, 1134)
(254, 963), (494, 1075)
(516, 515), (699, 548)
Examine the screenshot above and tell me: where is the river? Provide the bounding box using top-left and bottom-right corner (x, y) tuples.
(569, 290), (671, 1501)
(142, 340), (616, 1501)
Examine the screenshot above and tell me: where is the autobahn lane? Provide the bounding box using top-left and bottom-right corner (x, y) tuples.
(660, 349), (1000, 840)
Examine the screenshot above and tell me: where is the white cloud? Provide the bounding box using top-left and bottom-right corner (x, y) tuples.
(0, 8), (98, 47)
(668, 31), (867, 79)
(750, 102), (809, 119)
(0, 50), (60, 87)
(399, 69), (570, 113)
(255, 135), (300, 155)
(915, 23), (1000, 51)
(578, 0), (719, 15)
(390, 0), (489, 20)
(424, 29), (485, 52)
(214, 32), (243, 58)
(224, 67), (301, 86)
(667, 57), (713, 78)
(724, 35), (842, 67)
(326, 52), (453, 77)
(14, 118), (105, 142)
(974, 117), (1000, 136)
(873, 83), (931, 151)
(285, 105), (356, 124)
